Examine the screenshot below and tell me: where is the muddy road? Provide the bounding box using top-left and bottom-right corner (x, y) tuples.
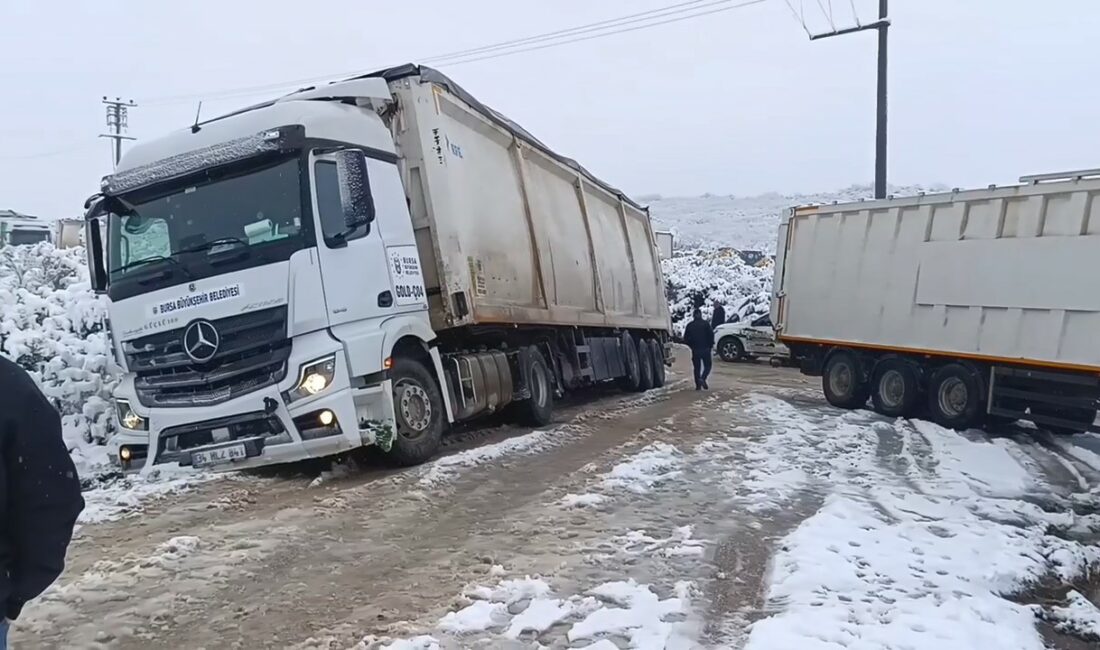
(13, 357), (1100, 649)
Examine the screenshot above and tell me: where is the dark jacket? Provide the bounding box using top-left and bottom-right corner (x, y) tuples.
(683, 318), (715, 354)
(0, 356), (84, 620)
(711, 305), (727, 329)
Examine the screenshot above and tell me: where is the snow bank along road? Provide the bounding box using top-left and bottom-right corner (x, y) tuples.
(13, 358), (1100, 649)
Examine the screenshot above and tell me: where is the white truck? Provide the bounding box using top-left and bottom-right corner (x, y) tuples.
(773, 170), (1100, 434)
(0, 212), (52, 247)
(83, 64), (672, 471)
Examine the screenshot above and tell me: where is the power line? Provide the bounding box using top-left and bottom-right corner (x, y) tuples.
(146, 0), (767, 107)
(0, 143), (100, 161)
(426, 0), (769, 68)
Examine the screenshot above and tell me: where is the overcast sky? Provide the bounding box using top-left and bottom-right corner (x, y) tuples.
(1, 0), (1097, 218)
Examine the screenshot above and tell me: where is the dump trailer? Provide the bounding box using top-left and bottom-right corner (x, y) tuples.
(772, 170), (1100, 433)
(0, 216), (52, 247)
(83, 64), (671, 471)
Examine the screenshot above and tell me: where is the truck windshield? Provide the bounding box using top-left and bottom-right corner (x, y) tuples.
(9, 230), (50, 246)
(107, 156), (307, 296)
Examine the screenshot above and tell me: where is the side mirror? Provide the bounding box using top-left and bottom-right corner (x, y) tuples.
(334, 150), (376, 231)
(85, 217), (108, 293)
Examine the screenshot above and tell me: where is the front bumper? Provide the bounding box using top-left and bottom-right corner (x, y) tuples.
(112, 334), (394, 471)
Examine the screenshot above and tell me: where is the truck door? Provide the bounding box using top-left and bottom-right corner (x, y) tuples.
(309, 152), (394, 327)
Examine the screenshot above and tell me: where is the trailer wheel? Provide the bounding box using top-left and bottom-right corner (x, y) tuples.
(718, 337), (745, 362)
(927, 363), (984, 430)
(648, 340), (666, 388)
(822, 350), (869, 410)
(618, 332), (642, 391)
(871, 359), (921, 418)
(515, 347), (554, 427)
(638, 339), (655, 392)
(386, 358), (445, 466)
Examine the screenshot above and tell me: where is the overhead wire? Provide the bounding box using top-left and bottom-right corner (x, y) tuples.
(145, 0), (767, 107)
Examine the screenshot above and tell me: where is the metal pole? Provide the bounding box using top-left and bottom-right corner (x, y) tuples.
(874, 0), (888, 199)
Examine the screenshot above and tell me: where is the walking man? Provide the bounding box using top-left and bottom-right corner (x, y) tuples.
(683, 308), (715, 390)
(0, 356), (84, 647)
(711, 301), (726, 330)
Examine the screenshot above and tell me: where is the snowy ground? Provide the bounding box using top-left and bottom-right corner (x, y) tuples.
(13, 358), (1100, 649)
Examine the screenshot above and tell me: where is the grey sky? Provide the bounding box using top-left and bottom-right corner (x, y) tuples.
(1, 0), (1097, 218)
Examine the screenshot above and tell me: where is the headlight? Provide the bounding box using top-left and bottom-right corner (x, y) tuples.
(115, 399), (148, 431)
(287, 355), (338, 402)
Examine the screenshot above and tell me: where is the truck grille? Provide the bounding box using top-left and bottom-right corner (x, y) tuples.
(124, 306), (291, 407)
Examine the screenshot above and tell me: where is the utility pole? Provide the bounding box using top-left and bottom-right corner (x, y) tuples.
(99, 97), (137, 168)
(810, 1), (890, 199)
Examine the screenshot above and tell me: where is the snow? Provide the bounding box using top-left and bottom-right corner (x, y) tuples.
(648, 184), (940, 253)
(0, 243), (118, 468)
(736, 392), (1100, 650)
(601, 442), (684, 494)
(568, 579), (693, 648)
(560, 492), (608, 508)
(418, 425), (579, 487)
(78, 464), (220, 525)
(1041, 590), (1100, 642)
(437, 599), (507, 633)
(661, 248), (772, 334)
(503, 597), (573, 638)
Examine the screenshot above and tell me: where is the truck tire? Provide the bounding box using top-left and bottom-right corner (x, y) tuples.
(648, 340), (666, 388)
(618, 332), (642, 391)
(718, 337), (745, 362)
(822, 350), (869, 410)
(871, 358), (921, 418)
(638, 339), (655, 391)
(514, 347), (554, 427)
(387, 358), (445, 466)
(927, 363), (984, 430)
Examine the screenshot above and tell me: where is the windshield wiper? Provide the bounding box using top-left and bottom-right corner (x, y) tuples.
(110, 255), (193, 279)
(173, 237), (249, 256)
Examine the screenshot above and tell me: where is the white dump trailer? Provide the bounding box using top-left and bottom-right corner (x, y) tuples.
(773, 169), (1100, 433)
(85, 64), (671, 471)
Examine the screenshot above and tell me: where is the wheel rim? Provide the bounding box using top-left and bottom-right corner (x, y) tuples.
(396, 379), (432, 438)
(828, 361), (853, 397)
(721, 340), (739, 359)
(879, 369), (906, 409)
(937, 377), (968, 418)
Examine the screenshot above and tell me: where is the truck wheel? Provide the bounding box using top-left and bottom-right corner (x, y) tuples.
(515, 347), (554, 427)
(618, 332), (642, 391)
(648, 340), (666, 388)
(718, 337), (744, 362)
(387, 358), (445, 466)
(638, 339), (655, 391)
(871, 359), (921, 418)
(927, 363), (983, 430)
(822, 351), (869, 410)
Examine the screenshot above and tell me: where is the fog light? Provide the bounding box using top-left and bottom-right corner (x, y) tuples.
(120, 447), (133, 461)
(319, 409), (335, 426)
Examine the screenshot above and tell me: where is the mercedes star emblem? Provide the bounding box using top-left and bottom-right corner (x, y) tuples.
(182, 319), (220, 363)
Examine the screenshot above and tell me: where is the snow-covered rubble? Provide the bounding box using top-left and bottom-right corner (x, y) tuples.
(0, 243), (117, 475)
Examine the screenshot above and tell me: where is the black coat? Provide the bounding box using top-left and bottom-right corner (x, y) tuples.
(0, 356), (84, 620)
(711, 305), (727, 329)
(683, 318), (715, 354)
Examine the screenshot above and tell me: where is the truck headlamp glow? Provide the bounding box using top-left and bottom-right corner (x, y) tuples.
(289, 355), (337, 401)
(115, 399), (148, 431)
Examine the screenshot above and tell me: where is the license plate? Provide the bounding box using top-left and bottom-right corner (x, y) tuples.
(192, 444), (247, 467)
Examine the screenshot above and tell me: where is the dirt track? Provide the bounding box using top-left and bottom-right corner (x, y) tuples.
(12, 357), (1100, 649)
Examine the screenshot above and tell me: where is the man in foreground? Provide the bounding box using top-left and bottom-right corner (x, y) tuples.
(0, 356), (85, 647)
(683, 308), (715, 390)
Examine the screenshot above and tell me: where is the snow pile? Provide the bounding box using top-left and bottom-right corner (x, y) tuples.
(0, 243), (117, 470)
(648, 183), (939, 252)
(1040, 590), (1100, 642)
(661, 248), (772, 335)
(376, 575), (694, 648)
(418, 424), (581, 488)
(735, 392), (1100, 650)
